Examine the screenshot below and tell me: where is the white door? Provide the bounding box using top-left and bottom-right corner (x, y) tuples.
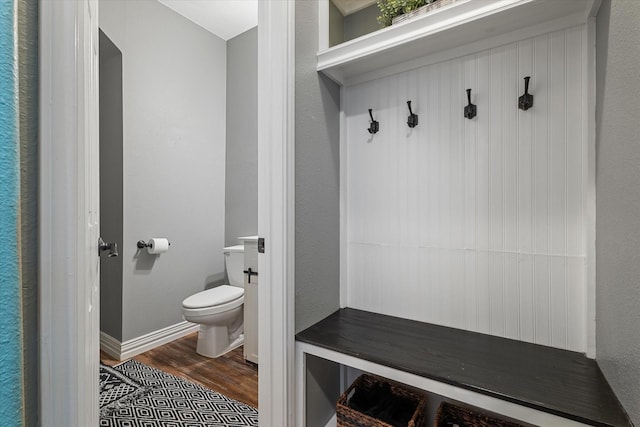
(39, 0), (100, 425)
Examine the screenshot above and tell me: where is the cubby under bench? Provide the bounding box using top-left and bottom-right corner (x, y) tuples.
(295, 308), (631, 427)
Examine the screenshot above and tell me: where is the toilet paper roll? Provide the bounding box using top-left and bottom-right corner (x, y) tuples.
(147, 238), (170, 254)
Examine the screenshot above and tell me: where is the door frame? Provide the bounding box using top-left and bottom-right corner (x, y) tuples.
(38, 0), (296, 425)
(257, 0), (296, 425)
(39, 0), (100, 425)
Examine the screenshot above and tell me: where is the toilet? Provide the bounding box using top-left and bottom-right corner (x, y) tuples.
(182, 244), (245, 358)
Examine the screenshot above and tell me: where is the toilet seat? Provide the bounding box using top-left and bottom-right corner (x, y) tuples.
(182, 285), (244, 319)
(183, 285), (243, 308)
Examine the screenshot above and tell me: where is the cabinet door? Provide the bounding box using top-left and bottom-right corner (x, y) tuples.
(244, 242), (259, 364)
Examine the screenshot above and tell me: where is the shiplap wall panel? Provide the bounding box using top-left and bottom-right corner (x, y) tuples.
(344, 25), (590, 352)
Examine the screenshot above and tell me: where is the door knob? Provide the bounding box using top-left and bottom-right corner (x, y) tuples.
(243, 267), (258, 284)
(99, 237), (118, 257)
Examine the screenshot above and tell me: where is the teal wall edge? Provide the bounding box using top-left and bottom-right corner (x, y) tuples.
(0, 0), (26, 425)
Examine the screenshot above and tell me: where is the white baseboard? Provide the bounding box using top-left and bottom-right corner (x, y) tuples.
(324, 414), (337, 427)
(100, 321), (200, 361)
(99, 331), (122, 360)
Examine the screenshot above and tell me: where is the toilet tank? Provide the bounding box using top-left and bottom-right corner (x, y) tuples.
(223, 245), (245, 287)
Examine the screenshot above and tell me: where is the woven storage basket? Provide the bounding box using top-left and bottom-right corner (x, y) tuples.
(337, 374), (427, 427)
(433, 402), (525, 427)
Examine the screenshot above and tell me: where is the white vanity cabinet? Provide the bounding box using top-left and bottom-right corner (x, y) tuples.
(241, 237), (259, 364)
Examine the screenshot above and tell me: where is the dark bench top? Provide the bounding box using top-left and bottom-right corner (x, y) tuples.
(296, 308), (631, 427)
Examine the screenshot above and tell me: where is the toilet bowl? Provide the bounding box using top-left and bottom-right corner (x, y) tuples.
(182, 244), (245, 358)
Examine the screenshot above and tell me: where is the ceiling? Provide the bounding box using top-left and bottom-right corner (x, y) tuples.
(333, 0), (377, 15)
(157, 0), (376, 39)
(157, 0), (258, 41)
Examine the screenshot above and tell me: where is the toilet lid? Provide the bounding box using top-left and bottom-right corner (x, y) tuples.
(182, 285), (244, 309)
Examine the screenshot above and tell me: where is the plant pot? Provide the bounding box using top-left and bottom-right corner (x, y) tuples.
(392, 0), (456, 25)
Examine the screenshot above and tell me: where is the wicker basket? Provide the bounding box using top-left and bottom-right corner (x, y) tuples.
(337, 374), (427, 427)
(433, 402), (525, 427)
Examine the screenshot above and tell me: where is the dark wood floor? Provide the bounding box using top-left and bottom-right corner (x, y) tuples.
(100, 333), (258, 408)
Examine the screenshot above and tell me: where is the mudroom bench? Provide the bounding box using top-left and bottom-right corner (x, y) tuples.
(295, 308), (631, 427)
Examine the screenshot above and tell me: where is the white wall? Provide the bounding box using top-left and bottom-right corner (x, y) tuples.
(595, 0), (640, 424)
(100, 0), (227, 341)
(344, 26), (591, 353)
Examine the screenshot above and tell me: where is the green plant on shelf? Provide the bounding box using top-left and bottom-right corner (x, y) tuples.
(376, 0), (439, 27)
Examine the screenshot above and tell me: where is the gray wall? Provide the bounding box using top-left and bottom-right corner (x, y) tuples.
(100, 0), (227, 342)
(344, 4), (380, 42)
(329, 0), (344, 48)
(225, 27), (258, 247)
(17, 0), (38, 424)
(295, 0), (342, 333)
(99, 30), (124, 341)
(329, 2), (380, 47)
(595, 0), (640, 424)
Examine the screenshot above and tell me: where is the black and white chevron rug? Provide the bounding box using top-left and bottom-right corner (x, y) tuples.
(99, 359), (259, 426)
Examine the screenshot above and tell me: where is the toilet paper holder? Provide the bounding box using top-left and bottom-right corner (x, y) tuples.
(137, 239), (171, 249)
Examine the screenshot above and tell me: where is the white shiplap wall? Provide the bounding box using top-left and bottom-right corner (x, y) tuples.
(344, 25), (590, 352)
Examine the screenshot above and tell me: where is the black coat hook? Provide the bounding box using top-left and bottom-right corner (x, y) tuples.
(406, 101), (418, 128)
(464, 88), (477, 119)
(518, 76), (533, 111)
(367, 109), (379, 134)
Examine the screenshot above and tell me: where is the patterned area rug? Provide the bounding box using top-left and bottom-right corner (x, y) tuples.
(100, 363), (151, 416)
(99, 359), (259, 427)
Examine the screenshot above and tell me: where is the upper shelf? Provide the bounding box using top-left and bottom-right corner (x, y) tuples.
(317, 0), (600, 85)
